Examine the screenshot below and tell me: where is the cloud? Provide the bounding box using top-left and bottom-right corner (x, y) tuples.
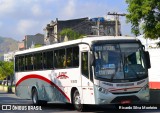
(45, 0), (57, 4)
(75, 2), (107, 18)
(16, 19), (39, 35)
(59, 0), (76, 19)
(0, 0), (16, 15)
(0, 0), (132, 41)
(31, 4), (42, 16)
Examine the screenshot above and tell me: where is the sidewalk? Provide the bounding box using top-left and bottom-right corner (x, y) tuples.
(0, 85), (15, 93)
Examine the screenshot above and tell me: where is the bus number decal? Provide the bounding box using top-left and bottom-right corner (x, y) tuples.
(71, 80), (77, 83)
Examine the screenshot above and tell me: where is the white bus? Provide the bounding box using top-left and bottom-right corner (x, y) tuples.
(14, 36), (151, 111)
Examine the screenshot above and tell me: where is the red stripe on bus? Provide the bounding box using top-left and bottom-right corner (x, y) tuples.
(109, 87), (142, 92)
(16, 74), (70, 102)
(149, 82), (160, 89)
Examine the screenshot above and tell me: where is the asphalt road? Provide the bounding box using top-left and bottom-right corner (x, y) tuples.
(0, 90), (160, 113)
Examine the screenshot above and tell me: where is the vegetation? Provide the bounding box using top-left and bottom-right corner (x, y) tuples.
(126, 0), (160, 39)
(34, 44), (43, 48)
(0, 61), (14, 81)
(60, 28), (84, 40)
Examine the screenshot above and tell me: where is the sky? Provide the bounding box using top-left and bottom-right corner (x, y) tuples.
(0, 0), (133, 41)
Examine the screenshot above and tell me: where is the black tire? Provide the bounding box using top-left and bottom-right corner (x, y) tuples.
(32, 88), (47, 105)
(32, 88), (39, 105)
(73, 90), (84, 112)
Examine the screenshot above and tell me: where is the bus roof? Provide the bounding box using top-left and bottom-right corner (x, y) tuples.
(15, 36), (138, 55)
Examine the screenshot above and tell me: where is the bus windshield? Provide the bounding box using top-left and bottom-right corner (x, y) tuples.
(93, 43), (147, 81)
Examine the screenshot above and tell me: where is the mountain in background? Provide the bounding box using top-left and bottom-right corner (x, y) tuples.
(0, 36), (18, 60)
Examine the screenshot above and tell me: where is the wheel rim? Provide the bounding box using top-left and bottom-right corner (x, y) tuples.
(33, 91), (37, 104)
(75, 93), (81, 105)
(74, 91), (82, 110)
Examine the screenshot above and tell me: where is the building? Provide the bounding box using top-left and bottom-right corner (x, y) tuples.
(4, 51), (15, 61)
(44, 17), (121, 44)
(137, 35), (160, 49)
(23, 33), (44, 49)
(137, 35), (160, 89)
(18, 41), (25, 51)
(44, 17), (92, 44)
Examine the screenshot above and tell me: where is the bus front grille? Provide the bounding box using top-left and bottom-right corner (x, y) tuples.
(111, 91), (138, 95)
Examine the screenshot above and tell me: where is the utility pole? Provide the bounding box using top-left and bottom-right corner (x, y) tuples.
(97, 19), (100, 36)
(107, 12), (126, 36)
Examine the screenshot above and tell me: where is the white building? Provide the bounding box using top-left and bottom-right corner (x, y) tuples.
(136, 35), (160, 49)
(4, 52), (15, 61)
(137, 35), (160, 89)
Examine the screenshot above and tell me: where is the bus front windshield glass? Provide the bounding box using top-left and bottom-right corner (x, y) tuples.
(93, 43), (147, 80)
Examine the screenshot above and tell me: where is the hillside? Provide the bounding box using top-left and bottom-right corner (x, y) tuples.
(0, 36), (18, 60)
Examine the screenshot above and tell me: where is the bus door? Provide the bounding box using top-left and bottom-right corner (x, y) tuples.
(81, 50), (94, 104)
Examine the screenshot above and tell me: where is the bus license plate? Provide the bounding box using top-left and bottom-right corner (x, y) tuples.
(120, 100), (131, 104)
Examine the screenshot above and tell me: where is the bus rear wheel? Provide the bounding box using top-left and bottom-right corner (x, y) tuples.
(32, 88), (47, 105)
(73, 90), (84, 111)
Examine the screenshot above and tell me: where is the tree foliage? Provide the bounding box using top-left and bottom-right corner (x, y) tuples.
(34, 44), (43, 48)
(126, 0), (160, 39)
(60, 28), (84, 40)
(0, 61), (14, 80)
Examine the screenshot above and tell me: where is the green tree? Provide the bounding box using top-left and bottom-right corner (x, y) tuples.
(60, 28), (84, 40)
(0, 61), (14, 82)
(0, 61), (5, 80)
(126, 0), (160, 39)
(34, 44), (43, 48)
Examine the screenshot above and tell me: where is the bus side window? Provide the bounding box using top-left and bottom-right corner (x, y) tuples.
(30, 55), (34, 70)
(54, 49), (65, 68)
(22, 56), (25, 71)
(33, 54), (37, 70)
(66, 48), (72, 67)
(54, 50), (59, 68)
(43, 52), (47, 69)
(73, 46), (79, 67)
(18, 56), (21, 71)
(36, 53), (43, 70)
(81, 52), (89, 78)
(40, 53), (43, 69)
(59, 49), (65, 68)
(25, 55), (28, 70)
(15, 56), (18, 72)
(47, 51), (53, 69)
(20, 56), (25, 71)
(19, 56), (22, 71)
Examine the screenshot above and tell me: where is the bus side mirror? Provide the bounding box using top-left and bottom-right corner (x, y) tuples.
(144, 51), (151, 69)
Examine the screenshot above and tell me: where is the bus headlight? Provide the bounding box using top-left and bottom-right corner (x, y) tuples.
(98, 86), (109, 94)
(141, 85), (149, 91)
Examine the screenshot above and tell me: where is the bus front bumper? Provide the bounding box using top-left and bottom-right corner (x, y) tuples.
(94, 85), (150, 104)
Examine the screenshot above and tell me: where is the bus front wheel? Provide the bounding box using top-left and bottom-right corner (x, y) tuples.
(73, 90), (84, 111)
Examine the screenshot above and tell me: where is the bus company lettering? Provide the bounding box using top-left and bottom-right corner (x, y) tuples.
(57, 72), (69, 79)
